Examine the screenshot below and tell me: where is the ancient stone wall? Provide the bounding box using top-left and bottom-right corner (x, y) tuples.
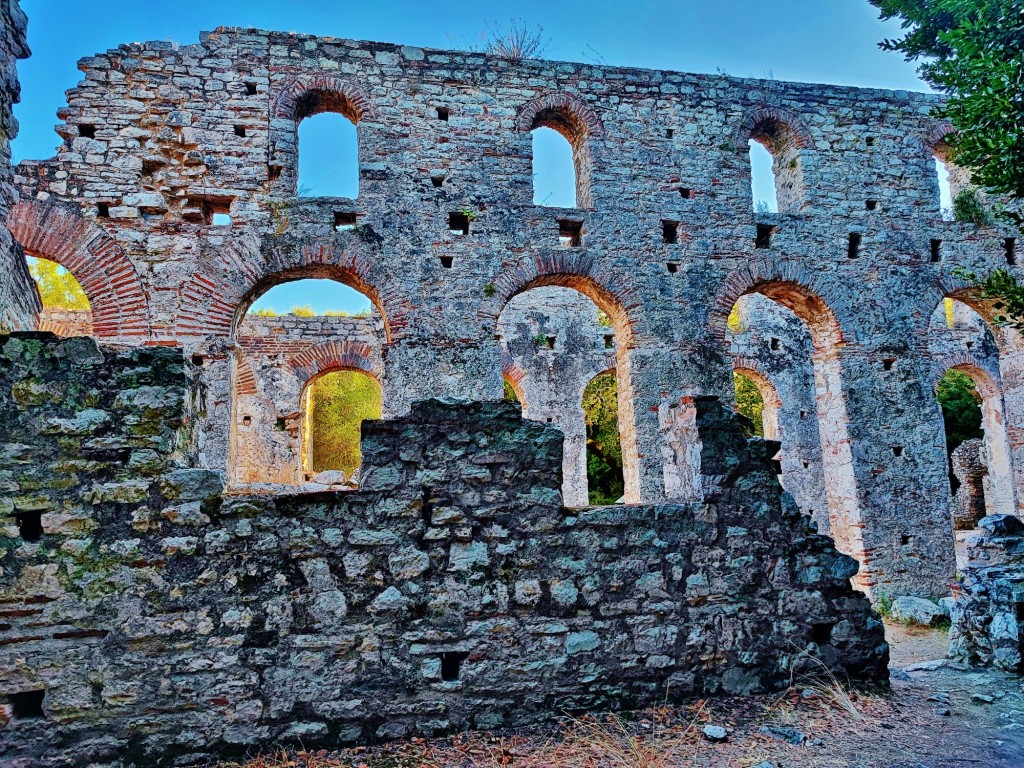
(8, 25), (1024, 595)
(0, 332), (886, 765)
(0, 0), (38, 331)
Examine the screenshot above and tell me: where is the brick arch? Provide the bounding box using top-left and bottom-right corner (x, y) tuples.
(174, 237), (410, 342)
(923, 278), (1024, 355)
(732, 357), (783, 409)
(289, 340), (382, 383)
(515, 91), (604, 142)
(481, 252), (647, 347)
(733, 106), (813, 151)
(710, 257), (849, 353)
(926, 120), (957, 157)
(931, 353), (1001, 400)
(8, 200), (150, 338)
(500, 356), (529, 408)
(272, 74), (375, 122)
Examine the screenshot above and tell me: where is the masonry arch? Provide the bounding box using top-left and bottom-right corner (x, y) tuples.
(298, 365), (382, 484)
(735, 107), (812, 213)
(490, 263), (642, 504)
(713, 265), (863, 568)
(517, 92), (604, 209)
(928, 123), (971, 219)
(271, 75), (374, 197)
(8, 200), (149, 338)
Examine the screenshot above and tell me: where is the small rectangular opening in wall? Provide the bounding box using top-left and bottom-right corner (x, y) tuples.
(193, 197), (234, 226)
(892, 446), (904, 457)
(679, 187), (693, 199)
(1006, 238), (1018, 266)
(440, 651), (469, 681)
(558, 220), (583, 248)
(666, 262), (679, 274)
(268, 164), (283, 181)
(436, 107), (450, 122)
(421, 485), (434, 527)
(234, 125), (247, 138)
(15, 511), (42, 542)
(334, 212), (358, 231)
(866, 200), (878, 211)
(212, 213), (232, 227)
(755, 224), (774, 250)
(848, 233), (862, 259)
(901, 534), (914, 547)
(448, 211), (470, 236)
(811, 622), (835, 645)
(799, 410), (807, 419)
(883, 358), (896, 371)
(439, 256), (454, 269)
(604, 334), (614, 349)
(770, 337), (781, 351)
(865, 136), (875, 147)
(96, 202), (110, 218)
(245, 82), (258, 96)
(546, 335), (556, 349)
(802, 460), (810, 469)
(930, 239), (942, 262)
(665, 128), (674, 139)
(77, 124), (96, 138)
(430, 173), (445, 188)
(191, 354), (204, 366)
(242, 415), (252, 427)
(966, 340), (975, 349)
(662, 220), (679, 244)
(8, 690), (45, 720)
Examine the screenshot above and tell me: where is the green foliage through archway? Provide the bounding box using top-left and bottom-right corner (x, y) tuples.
(583, 372), (624, 505)
(308, 370), (382, 475)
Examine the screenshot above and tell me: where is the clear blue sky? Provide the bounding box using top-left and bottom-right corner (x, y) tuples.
(13, 0), (929, 315)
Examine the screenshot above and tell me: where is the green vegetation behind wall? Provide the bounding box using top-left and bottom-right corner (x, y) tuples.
(309, 371), (382, 475)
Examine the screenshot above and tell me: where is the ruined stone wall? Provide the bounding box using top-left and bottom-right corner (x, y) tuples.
(10, 26), (1024, 594)
(0, 0), (38, 331)
(0, 333), (886, 765)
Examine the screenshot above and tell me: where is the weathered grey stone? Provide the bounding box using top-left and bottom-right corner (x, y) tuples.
(890, 596), (946, 627)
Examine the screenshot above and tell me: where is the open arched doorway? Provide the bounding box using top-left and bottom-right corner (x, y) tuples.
(229, 274), (385, 486)
(495, 282), (635, 505)
(24, 255), (93, 337)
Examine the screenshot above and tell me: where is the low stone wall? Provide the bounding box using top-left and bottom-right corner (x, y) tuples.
(0, 333), (887, 766)
(950, 515), (1024, 671)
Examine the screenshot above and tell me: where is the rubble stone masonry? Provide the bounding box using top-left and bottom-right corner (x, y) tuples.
(0, 332), (886, 765)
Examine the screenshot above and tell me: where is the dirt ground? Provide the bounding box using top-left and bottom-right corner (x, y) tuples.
(221, 622), (1024, 768)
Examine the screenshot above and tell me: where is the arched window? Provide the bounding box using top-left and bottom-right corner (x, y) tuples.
(935, 157), (954, 221)
(532, 126), (577, 208)
(25, 255), (93, 337)
(302, 370), (382, 481)
(744, 113), (807, 213)
(232, 277), (383, 487)
(933, 137), (979, 222)
(733, 370), (766, 436)
(298, 112), (358, 198)
(749, 140), (778, 213)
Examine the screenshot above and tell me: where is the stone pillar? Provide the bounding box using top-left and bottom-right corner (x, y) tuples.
(952, 439), (988, 531)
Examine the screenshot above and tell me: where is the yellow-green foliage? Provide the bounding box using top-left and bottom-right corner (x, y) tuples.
(734, 371), (765, 436)
(727, 302), (743, 333)
(583, 372), (624, 504)
(27, 256), (90, 310)
(309, 371), (382, 474)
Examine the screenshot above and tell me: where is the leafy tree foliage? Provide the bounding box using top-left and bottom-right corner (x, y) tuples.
(309, 370), (382, 475)
(871, 0), (1024, 219)
(937, 368), (983, 456)
(26, 256), (89, 310)
(583, 372), (624, 505)
(733, 372), (765, 437)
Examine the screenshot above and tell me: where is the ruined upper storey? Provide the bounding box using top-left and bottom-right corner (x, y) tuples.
(16, 26), (957, 226)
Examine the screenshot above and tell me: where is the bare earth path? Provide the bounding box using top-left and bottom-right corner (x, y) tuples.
(224, 622), (1024, 768)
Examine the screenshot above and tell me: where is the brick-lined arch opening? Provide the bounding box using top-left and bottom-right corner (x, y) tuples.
(929, 123), (971, 220)
(271, 76), (372, 198)
(493, 271), (642, 504)
(229, 270), (388, 487)
(714, 271), (864, 578)
(934, 361), (1015, 523)
(299, 367), (382, 485)
(501, 359), (528, 410)
(23, 254), (94, 338)
(8, 201), (150, 338)
(518, 93), (603, 209)
(929, 291), (1020, 519)
(737, 108), (811, 214)
(732, 364), (782, 441)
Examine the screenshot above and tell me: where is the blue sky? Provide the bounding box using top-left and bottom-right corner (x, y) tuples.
(13, 0), (930, 315)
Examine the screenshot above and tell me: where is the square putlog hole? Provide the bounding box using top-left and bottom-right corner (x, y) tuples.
(448, 211), (470, 236)
(558, 220), (583, 248)
(334, 212), (358, 231)
(9, 690), (45, 720)
(755, 224), (775, 250)
(662, 220), (680, 244)
(440, 651), (469, 681)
